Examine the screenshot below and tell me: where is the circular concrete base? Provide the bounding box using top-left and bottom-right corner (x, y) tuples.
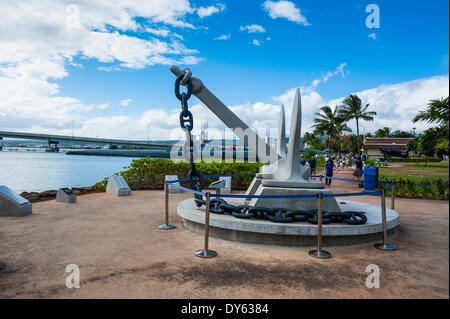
(177, 198), (400, 246)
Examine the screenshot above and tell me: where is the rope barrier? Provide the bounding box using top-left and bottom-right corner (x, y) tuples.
(167, 179), (381, 198)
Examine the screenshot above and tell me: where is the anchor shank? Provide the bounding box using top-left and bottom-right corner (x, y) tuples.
(170, 66), (273, 160)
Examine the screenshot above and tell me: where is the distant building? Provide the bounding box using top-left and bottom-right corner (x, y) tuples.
(363, 137), (414, 158)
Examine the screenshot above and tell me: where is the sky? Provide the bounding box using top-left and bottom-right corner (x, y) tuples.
(0, 0), (448, 141)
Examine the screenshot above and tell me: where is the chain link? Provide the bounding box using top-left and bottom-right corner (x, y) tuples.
(194, 197), (367, 225)
(175, 71), (204, 207)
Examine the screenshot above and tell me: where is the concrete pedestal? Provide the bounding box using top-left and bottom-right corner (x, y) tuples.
(106, 176), (131, 196)
(0, 185), (32, 217)
(248, 185), (341, 212)
(178, 198), (400, 246)
(56, 188), (77, 203)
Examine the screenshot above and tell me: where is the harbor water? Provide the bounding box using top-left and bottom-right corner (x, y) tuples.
(0, 149), (139, 193)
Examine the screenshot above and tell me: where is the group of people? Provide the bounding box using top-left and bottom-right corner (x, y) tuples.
(299, 154), (365, 187)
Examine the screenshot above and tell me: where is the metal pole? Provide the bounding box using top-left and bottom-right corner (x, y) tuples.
(215, 188), (221, 199)
(391, 183), (395, 210)
(195, 192), (217, 258)
(308, 193), (331, 259)
(158, 182), (176, 230)
(375, 189), (396, 251)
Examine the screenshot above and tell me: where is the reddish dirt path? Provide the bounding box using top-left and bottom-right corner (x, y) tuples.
(0, 172), (448, 299)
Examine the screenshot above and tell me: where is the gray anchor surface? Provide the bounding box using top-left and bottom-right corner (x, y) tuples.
(0, 185), (32, 217)
(170, 66), (340, 211)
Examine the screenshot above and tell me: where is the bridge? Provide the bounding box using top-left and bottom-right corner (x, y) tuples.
(0, 130), (176, 152)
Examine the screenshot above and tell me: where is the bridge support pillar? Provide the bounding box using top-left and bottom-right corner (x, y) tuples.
(47, 140), (60, 153)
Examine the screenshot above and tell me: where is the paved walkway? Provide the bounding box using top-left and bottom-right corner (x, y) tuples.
(0, 172), (448, 299)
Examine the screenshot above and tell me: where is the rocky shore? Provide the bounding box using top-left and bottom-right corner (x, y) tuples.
(20, 187), (102, 203)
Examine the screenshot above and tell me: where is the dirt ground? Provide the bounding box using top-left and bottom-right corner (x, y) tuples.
(0, 169), (448, 299)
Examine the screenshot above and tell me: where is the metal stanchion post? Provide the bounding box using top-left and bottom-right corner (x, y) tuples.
(391, 183), (396, 210)
(158, 182), (176, 230)
(215, 188), (221, 199)
(375, 188), (396, 251)
(195, 192), (217, 258)
(308, 193), (331, 259)
(319, 175), (323, 182)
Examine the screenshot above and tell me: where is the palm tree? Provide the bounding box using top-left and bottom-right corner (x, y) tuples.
(303, 132), (321, 149)
(340, 94), (377, 156)
(312, 105), (351, 153)
(413, 97), (449, 151)
(413, 97), (449, 126)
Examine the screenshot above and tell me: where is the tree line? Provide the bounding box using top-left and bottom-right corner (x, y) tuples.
(303, 94), (449, 159)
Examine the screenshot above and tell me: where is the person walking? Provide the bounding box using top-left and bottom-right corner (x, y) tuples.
(353, 156), (363, 180)
(308, 155), (317, 179)
(300, 156), (307, 166)
(325, 159), (334, 186)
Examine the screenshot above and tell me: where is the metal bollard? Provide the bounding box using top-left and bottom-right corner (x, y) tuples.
(391, 183), (396, 210)
(375, 188), (396, 251)
(158, 183), (176, 230)
(319, 175), (323, 182)
(308, 193), (331, 259)
(195, 192), (217, 258)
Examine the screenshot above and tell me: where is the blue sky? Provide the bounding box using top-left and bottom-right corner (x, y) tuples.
(0, 0), (448, 139)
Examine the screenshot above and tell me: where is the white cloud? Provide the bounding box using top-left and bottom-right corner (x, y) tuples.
(262, 0), (310, 25)
(4, 73), (447, 141)
(239, 24), (266, 33)
(214, 34), (231, 40)
(197, 4), (225, 18)
(120, 99), (132, 107)
(325, 75), (450, 133)
(368, 33), (377, 40)
(310, 63), (348, 89)
(0, 0), (204, 133)
(252, 39), (262, 46)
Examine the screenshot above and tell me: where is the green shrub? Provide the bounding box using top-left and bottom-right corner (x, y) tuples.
(378, 175), (449, 200)
(93, 158), (263, 191)
(92, 158), (449, 200)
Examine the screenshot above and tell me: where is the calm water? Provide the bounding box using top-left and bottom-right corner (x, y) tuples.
(0, 149), (138, 193)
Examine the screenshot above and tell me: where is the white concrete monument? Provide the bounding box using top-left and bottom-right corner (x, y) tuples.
(56, 188), (77, 203)
(0, 185), (32, 217)
(106, 175), (131, 196)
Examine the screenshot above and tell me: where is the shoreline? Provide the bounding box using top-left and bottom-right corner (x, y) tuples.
(20, 186), (103, 203)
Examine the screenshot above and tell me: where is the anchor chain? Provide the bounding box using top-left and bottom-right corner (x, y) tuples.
(194, 197), (367, 225)
(175, 69), (204, 207)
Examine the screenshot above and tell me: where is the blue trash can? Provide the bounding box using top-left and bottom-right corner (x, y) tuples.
(363, 167), (378, 191)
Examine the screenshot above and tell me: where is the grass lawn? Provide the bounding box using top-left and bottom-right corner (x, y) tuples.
(379, 162), (449, 179)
